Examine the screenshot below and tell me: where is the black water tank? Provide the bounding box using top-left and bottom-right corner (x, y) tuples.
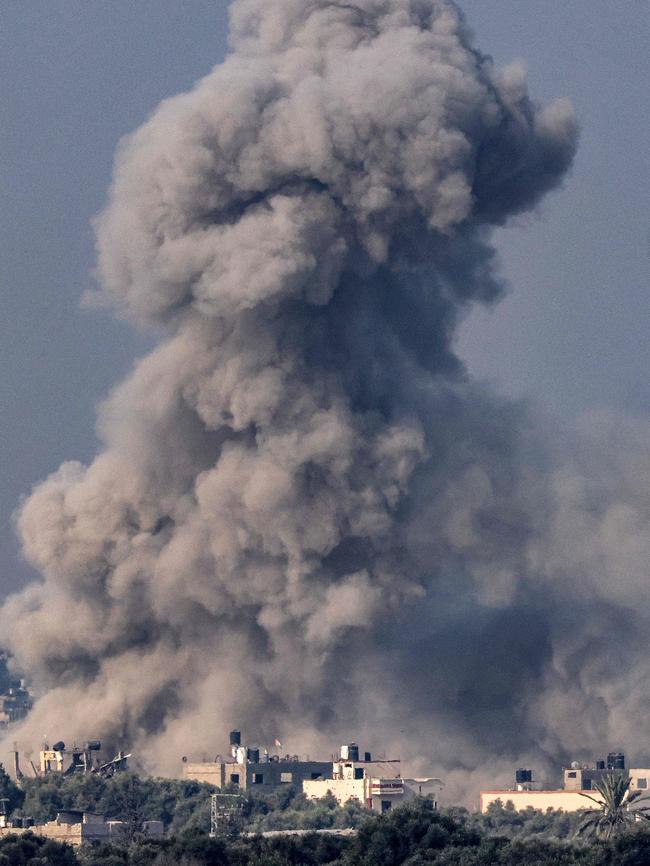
(348, 743), (360, 761)
(247, 748), (260, 763)
(515, 768), (532, 784)
(607, 752), (625, 770)
(86, 740), (101, 751)
(596, 760), (606, 770)
(52, 741), (65, 752)
(364, 752), (372, 762)
(229, 730), (241, 746)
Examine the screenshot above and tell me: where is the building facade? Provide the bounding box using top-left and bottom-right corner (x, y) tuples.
(303, 752), (442, 814)
(0, 811), (163, 846)
(182, 757), (331, 791)
(182, 729), (332, 791)
(479, 789), (603, 813)
(480, 753), (648, 813)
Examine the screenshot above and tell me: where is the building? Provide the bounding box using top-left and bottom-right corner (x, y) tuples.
(35, 740), (130, 777)
(182, 730), (331, 792)
(0, 810), (163, 846)
(479, 789), (604, 813)
(480, 753), (649, 813)
(0, 809), (164, 846)
(562, 752), (625, 791)
(303, 744), (443, 814)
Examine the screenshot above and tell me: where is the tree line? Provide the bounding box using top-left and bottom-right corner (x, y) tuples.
(2, 765), (650, 865)
(0, 798), (649, 866)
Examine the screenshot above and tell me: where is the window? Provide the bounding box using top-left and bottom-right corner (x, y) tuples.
(230, 773), (239, 786)
(354, 768), (364, 780)
(253, 773), (264, 785)
(637, 778), (648, 789)
(567, 772), (577, 778)
(280, 772), (293, 783)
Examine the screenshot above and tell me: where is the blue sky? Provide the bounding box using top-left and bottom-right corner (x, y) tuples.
(1, 0), (648, 597)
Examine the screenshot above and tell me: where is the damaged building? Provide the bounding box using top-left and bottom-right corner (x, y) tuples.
(303, 744), (443, 814)
(182, 730), (331, 791)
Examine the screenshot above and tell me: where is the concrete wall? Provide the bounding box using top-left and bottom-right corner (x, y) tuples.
(304, 775), (423, 814)
(182, 760), (331, 791)
(563, 767), (611, 791)
(304, 776), (368, 807)
(182, 762), (227, 787)
(0, 819), (109, 846)
(480, 790), (604, 813)
(629, 769), (650, 791)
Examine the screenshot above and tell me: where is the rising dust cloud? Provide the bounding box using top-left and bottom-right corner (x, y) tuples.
(3, 0), (650, 804)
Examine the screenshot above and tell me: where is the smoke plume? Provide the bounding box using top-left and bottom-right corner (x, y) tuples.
(2, 0), (649, 802)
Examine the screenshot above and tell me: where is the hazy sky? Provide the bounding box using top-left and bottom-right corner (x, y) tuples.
(1, 0), (648, 598)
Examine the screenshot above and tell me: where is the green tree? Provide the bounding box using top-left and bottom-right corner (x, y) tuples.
(578, 773), (650, 839)
(0, 831), (77, 866)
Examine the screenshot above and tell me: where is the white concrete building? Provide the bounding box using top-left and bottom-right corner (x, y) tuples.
(303, 746), (442, 814)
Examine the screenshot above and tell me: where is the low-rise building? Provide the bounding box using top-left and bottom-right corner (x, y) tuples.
(182, 730), (330, 791)
(479, 789), (602, 813)
(303, 746), (443, 814)
(480, 752), (646, 814)
(0, 810), (163, 846)
(183, 757), (332, 791)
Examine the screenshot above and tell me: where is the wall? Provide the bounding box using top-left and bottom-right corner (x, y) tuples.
(0, 819), (108, 846)
(182, 759), (331, 791)
(182, 762), (228, 787)
(303, 776), (368, 807)
(629, 769), (650, 791)
(479, 790), (604, 813)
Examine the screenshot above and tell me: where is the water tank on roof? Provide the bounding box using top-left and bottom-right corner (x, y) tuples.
(364, 752), (372, 762)
(229, 730), (241, 746)
(86, 740), (101, 751)
(607, 752), (625, 770)
(347, 743), (360, 761)
(247, 748), (260, 763)
(515, 768), (532, 784)
(596, 760), (606, 770)
(52, 741), (65, 752)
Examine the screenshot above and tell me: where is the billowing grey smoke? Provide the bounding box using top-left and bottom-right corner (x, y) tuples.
(2, 0), (648, 802)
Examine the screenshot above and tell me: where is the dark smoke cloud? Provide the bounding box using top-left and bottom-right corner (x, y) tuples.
(3, 0), (648, 803)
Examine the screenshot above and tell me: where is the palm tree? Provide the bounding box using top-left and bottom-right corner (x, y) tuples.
(577, 773), (650, 839)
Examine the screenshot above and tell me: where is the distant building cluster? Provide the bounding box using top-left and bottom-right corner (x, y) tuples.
(0, 807), (162, 847)
(183, 731), (443, 816)
(480, 752), (649, 813)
